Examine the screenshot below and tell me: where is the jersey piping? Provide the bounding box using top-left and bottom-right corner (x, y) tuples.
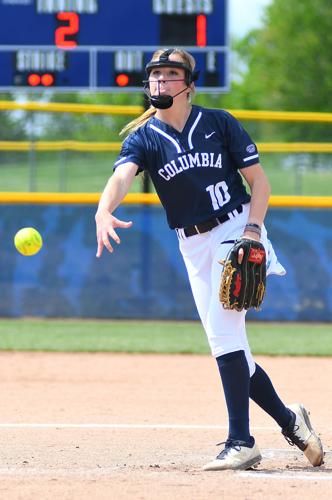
(114, 156), (128, 166)
(149, 123), (182, 153)
(188, 111), (202, 150)
(243, 153), (259, 163)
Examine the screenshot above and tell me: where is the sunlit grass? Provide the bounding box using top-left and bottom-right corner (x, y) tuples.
(0, 319), (331, 356)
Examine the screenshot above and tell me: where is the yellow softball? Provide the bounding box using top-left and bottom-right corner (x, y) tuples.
(14, 227), (43, 256)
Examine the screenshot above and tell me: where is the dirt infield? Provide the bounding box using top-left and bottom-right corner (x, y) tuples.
(0, 352), (331, 499)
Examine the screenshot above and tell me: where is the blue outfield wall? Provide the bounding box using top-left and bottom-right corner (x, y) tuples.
(0, 204), (331, 321)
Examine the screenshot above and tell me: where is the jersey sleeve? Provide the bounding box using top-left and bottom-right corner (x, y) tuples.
(223, 111), (260, 169)
(113, 132), (146, 174)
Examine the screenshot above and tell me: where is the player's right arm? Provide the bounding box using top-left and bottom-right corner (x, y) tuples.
(95, 162), (139, 257)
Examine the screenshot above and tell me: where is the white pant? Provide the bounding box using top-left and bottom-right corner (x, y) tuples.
(178, 203), (284, 376)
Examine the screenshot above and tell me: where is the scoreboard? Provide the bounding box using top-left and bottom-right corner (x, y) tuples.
(0, 0), (229, 92)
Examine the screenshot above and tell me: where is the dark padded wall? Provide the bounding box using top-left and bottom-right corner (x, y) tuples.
(0, 205), (331, 321)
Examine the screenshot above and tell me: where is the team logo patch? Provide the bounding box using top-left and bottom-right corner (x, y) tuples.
(248, 248), (265, 264)
(246, 144), (256, 153)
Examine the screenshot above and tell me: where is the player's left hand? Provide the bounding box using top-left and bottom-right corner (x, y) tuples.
(238, 231), (260, 264)
(219, 238), (267, 311)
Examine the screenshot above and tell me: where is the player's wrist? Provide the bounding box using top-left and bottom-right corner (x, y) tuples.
(96, 206), (112, 219)
(244, 222), (261, 236)
(242, 230), (260, 241)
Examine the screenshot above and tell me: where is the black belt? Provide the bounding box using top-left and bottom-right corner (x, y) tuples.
(179, 204), (243, 238)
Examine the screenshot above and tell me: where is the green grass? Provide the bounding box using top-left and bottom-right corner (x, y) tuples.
(1, 152), (331, 195)
(260, 153), (332, 196)
(0, 319), (331, 356)
(0, 153), (143, 193)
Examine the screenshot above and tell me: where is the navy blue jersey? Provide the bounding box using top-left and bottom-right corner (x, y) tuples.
(114, 105), (260, 229)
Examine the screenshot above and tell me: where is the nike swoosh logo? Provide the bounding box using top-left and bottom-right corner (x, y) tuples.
(205, 131), (216, 139)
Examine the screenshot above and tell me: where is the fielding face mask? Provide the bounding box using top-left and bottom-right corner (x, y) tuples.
(143, 49), (199, 109)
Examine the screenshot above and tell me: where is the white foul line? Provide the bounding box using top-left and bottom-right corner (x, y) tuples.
(0, 466), (330, 481)
(0, 467), (117, 477)
(240, 471), (332, 481)
(0, 421), (330, 482)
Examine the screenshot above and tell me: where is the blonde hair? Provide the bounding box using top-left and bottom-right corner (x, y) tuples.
(120, 48), (196, 137)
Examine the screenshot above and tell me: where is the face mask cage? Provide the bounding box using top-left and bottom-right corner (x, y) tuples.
(144, 67), (193, 88)
(144, 49), (199, 87)
(143, 78), (186, 85)
(142, 49), (199, 109)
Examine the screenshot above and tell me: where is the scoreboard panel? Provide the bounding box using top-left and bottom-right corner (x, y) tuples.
(0, 0), (229, 91)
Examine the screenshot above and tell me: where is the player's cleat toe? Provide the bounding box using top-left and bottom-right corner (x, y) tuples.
(203, 439), (262, 471)
(282, 403), (324, 466)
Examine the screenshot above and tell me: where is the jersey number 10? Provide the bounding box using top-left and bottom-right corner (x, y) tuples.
(206, 181), (231, 210)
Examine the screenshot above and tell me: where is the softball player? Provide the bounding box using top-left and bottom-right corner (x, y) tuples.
(95, 48), (323, 470)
